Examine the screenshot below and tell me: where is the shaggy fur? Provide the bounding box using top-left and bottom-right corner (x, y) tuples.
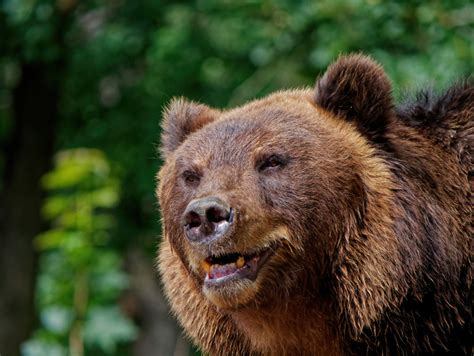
(157, 54), (472, 355)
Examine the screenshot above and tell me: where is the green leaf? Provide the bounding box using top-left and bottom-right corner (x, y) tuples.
(35, 229), (66, 250)
(21, 339), (66, 356)
(83, 306), (137, 353)
(40, 306), (73, 335)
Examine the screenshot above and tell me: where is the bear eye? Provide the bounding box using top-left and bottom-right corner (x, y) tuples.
(258, 154), (287, 172)
(182, 170), (201, 186)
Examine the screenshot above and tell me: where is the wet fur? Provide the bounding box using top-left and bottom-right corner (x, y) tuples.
(157, 54), (472, 355)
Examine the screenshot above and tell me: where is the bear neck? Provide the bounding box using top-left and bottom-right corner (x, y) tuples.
(229, 290), (344, 355)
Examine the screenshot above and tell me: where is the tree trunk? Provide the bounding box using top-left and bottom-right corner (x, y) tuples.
(0, 63), (60, 356)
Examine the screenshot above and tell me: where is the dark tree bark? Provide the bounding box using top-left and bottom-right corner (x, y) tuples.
(0, 63), (61, 356)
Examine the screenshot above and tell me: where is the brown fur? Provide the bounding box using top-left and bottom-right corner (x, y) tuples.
(157, 54), (472, 355)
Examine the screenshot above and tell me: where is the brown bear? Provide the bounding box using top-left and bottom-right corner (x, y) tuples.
(157, 54), (472, 355)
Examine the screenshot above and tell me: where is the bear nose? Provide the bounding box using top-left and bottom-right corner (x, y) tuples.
(182, 197), (233, 243)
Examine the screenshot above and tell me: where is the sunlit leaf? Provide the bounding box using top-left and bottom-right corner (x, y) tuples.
(40, 306), (73, 335)
(89, 185), (119, 208)
(42, 196), (72, 220)
(42, 149), (111, 190)
(21, 339), (66, 356)
(35, 229), (66, 250)
(83, 306), (137, 353)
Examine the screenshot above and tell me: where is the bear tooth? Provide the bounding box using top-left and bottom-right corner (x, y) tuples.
(201, 260), (211, 273)
(236, 256), (245, 268)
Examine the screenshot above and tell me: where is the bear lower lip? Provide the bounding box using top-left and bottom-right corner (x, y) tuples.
(203, 248), (274, 287)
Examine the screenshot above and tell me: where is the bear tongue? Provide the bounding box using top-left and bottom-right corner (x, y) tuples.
(208, 262), (240, 279)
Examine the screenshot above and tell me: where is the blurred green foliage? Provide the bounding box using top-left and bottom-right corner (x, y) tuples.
(23, 149), (136, 355)
(0, 0), (473, 355)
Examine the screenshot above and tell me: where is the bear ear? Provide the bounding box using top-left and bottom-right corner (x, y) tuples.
(160, 98), (220, 158)
(314, 54), (394, 142)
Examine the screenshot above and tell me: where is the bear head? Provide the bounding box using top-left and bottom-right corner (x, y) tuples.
(157, 54), (407, 353)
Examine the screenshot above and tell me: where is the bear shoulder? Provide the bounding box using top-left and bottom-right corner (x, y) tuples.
(396, 80), (473, 171)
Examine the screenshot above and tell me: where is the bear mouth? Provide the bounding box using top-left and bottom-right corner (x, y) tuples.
(201, 247), (274, 287)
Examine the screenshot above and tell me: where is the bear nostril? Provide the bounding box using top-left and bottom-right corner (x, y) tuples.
(206, 207), (230, 224)
(186, 211), (202, 229)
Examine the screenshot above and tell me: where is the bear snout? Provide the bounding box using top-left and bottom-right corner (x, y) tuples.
(182, 196), (234, 243)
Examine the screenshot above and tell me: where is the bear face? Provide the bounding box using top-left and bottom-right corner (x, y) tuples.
(157, 55), (472, 355)
(159, 89), (393, 310)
